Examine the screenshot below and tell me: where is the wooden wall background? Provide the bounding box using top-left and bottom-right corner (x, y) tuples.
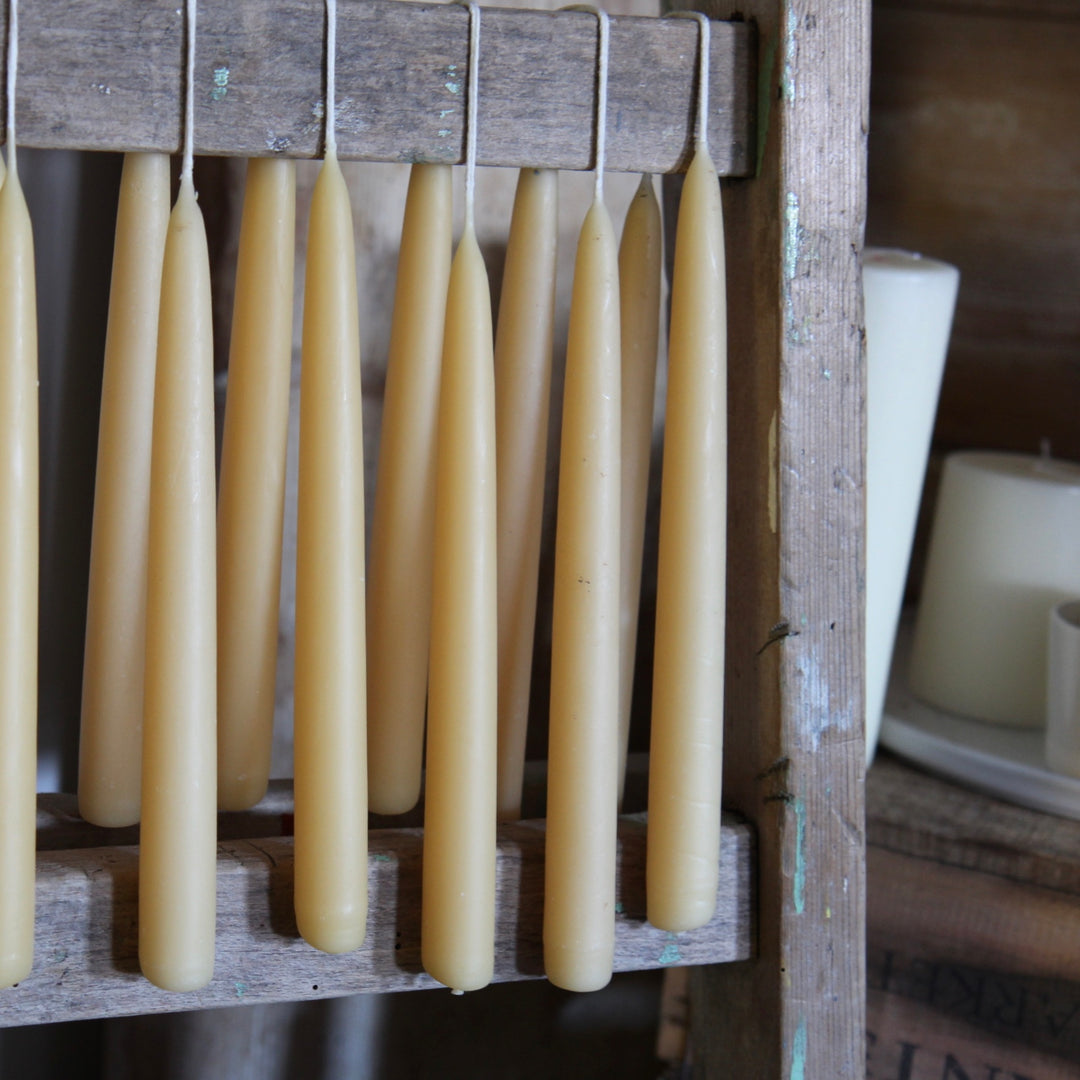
(867, 0), (1080, 605)
(867, 1), (1080, 1076)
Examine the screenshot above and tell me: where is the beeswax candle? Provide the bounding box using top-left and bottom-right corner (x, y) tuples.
(79, 152), (170, 828)
(293, 150), (368, 954)
(616, 173), (662, 802)
(421, 224), (498, 994)
(647, 140), (727, 933)
(139, 177), (218, 992)
(494, 166), (558, 822)
(544, 196), (621, 993)
(367, 163), (452, 815)
(217, 157), (296, 811)
(0, 153), (39, 990)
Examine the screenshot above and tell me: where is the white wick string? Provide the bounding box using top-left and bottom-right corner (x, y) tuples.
(463, 3), (480, 232)
(670, 10), (711, 152)
(181, 0), (196, 184)
(325, 0), (337, 158)
(593, 9), (609, 202)
(5, 0), (17, 175)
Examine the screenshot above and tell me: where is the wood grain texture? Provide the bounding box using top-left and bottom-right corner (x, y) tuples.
(867, 753), (1080, 896)
(3, 805), (751, 1028)
(684, 0), (868, 1076)
(0, 0), (754, 175)
(868, 1), (1080, 462)
(867, 757), (1080, 1075)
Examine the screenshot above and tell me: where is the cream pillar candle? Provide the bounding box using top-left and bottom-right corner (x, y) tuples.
(494, 166), (558, 822)
(79, 152), (170, 828)
(864, 247), (958, 764)
(544, 195), (621, 993)
(909, 451), (1080, 728)
(647, 139), (726, 934)
(139, 176), (218, 992)
(616, 173), (662, 803)
(367, 162), (451, 816)
(217, 157), (296, 811)
(421, 223), (498, 994)
(0, 153), (39, 990)
(1046, 599), (1080, 778)
(293, 150), (368, 954)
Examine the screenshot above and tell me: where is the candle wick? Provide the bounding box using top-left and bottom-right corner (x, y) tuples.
(181, 0), (196, 185)
(4, 0), (17, 176)
(325, 0), (337, 159)
(593, 8), (609, 203)
(668, 9), (711, 156)
(463, 2), (480, 234)
(561, 6), (610, 204)
(1040, 437), (1053, 461)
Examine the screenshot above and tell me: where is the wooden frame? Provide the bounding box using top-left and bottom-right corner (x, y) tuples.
(1, 2), (868, 1074)
(0, 0), (754, 174)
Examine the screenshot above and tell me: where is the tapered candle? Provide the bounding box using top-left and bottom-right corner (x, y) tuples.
(217, 157), (296, 811)
(0, 142), (40, 989)
(367, 162), (451, 816)
(139, 176), (218, 992)
(545, 192), (622, 993)
(616, 173), (662, 803)
(494, 166), (558, 822)
(647, 134), (727, 932)
(421, 2), (497, 994)
(79, 152), (170, 828)
(293, 147), (368, 954)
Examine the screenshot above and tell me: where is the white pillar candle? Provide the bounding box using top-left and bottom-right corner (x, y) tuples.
(909, 451), (1080, 728)
(864, 247), (958, 764)
(1046, 599), (1080, 778)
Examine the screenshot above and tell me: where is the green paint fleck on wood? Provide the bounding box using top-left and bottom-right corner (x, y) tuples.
(790, 1017), (807, 1079)
(658, 934), (682, 965)
(211, 66), (229, 102)
(793, 796), (806, 915)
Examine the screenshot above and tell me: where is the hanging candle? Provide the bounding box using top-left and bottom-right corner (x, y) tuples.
(367, 162), (452, 816)
(647, 13), (727, 933)
(293, 0), (368, 954)
(616, 173), (662, 803)
(0, 0), (40, 988)
(139, 0), (218, 992)
(544, 8), (621, 994)
(79, 152), (170, 829)
(421, 2), (498, 994)
(217, 156), (296, 811)
(494, 166), (558, 822)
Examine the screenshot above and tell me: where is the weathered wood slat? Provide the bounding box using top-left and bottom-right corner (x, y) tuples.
(867, 755), (1080, 1075)
(0, 0), (755, 175)
(1, 810), (752, 1028)
(685, 0), (868, 1075)
(867, 752), (1080, 896)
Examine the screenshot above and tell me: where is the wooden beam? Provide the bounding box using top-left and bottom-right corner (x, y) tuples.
(0, 0), (755, 174)
(684, 0), (868, 1076)
(3, 803), (752, 1027)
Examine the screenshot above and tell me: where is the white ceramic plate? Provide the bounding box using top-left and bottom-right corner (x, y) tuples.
(879, 619), (1080, 821)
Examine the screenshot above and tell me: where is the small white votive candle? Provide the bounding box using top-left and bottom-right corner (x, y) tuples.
(909, 451), (1080, 727)
(1046, 599), (1080, 778)
(864, 248), (959, 763)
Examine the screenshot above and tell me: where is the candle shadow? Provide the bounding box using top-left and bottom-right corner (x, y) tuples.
(501, 820), (546, 978)
(615, 815), (649, 927)
(384, 828), (425, 976)
(95, 844), (141, 976)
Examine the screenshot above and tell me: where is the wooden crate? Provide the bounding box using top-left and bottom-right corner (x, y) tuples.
(867, 753), (1080, 1079)
(0, 2), (868, 1074)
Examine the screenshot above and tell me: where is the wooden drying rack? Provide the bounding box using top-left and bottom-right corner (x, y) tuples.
(2, 0), (754, 173)
(2, 2), (867, 1076)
